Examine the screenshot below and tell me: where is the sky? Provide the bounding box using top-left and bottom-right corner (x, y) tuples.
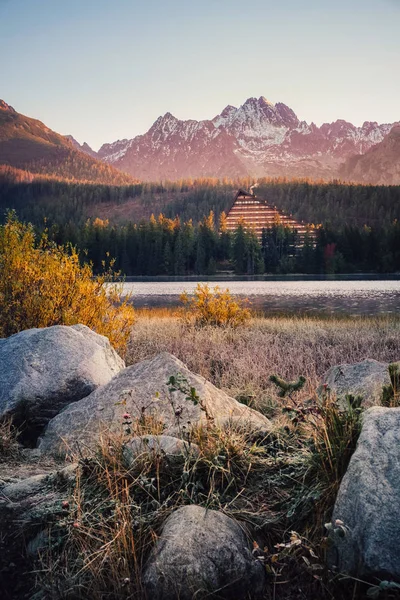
(0, 0), (399, 150)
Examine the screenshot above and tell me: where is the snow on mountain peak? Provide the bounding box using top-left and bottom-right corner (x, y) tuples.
(216, 105), (237, 121)
(96, 95), (399, 181)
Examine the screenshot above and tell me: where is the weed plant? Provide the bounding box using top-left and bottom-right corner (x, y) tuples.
(382, 363), (400, 407)
(0, 417), (21, 461)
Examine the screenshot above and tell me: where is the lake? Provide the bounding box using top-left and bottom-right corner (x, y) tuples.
(120, 277), (400, 315)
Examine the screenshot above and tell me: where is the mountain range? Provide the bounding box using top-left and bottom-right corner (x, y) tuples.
(1, 97), (399, 185)
(87, 96), (399, 183)
(339, 125), (400, 185)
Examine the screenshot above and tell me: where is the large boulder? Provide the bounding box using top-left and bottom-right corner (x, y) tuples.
(142, 504), (265, 599)
(38, 352), (270, 456)
(320, 359), (390, 408)
(0, 324), (125, 442)
(328, 407), (400, 579)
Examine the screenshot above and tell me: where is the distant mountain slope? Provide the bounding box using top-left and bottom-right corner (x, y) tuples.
(98, 113), (249, 180)
(98, 96), (398, 181)
(0, 100), (136, 185)
(340, 126), (400, 185)
(65, 135), (98, 159)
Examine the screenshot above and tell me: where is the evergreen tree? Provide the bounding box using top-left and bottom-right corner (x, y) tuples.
(174, 231), (185, 275)
(232, 222), (248, 274)
(163, 241), (173, 275)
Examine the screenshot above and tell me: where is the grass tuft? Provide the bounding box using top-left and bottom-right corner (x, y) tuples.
(0, 416), (21, 461)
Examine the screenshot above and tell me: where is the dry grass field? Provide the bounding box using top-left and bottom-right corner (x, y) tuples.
(128, 309), (400, 415)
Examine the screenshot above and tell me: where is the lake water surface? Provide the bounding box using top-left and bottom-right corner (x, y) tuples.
(121, 278), (400, 315)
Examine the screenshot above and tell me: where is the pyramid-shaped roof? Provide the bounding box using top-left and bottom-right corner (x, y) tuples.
(225, 189), (313, 242)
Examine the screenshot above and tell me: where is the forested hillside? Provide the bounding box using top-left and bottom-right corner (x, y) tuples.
(0, 101), (137, 185)
(1, 172), (400, 228)
(255, 180), (400, 228)
(1, 172), (399, 275)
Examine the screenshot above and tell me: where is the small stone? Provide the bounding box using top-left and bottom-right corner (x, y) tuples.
(123, 435), (200, 467)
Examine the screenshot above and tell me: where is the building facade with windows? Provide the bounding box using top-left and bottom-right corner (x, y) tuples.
(225, 189), (314, 244)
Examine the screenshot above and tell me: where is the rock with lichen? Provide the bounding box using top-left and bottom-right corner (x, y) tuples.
(328, 406), (400, 579)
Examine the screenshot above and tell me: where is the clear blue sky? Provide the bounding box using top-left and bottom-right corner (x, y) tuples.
(1, 0), (399, 150)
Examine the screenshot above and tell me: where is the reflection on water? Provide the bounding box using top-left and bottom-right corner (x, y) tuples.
(121, 280), (400, 315)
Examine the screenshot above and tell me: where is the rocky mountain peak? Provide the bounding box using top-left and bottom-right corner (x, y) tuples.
(95, 95), (399, 183)
(153, 112), (178, 126)
(149, 112), (181, 137)
(65, 135), (97, 158)
(242, 96), (274, 110)
(0, 99), (15, 113)
(258, 95), (273, 106)
(341, 124), (400, 185)
(230, 96), (299, 131)
(275, 102), (299, 127)
(217, 105), (237, 121)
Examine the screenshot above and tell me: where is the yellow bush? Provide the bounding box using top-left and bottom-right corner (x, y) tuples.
(0, 214), (135, 356)
(180, 283), (251, 328)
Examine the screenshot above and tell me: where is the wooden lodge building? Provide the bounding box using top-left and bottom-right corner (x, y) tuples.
(225, 188), (314, 245)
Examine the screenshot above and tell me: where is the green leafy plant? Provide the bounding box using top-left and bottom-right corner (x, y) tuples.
(166, 373), (214, 430)
(366, 580), (400, 598)
(270, 374), (306, 399)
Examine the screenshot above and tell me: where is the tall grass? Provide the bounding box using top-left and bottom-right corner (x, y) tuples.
(128, 312), (400, 414)
(35, 417), (270, 599)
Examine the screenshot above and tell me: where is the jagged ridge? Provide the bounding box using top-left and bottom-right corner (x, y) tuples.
(96, 96), (399, 182)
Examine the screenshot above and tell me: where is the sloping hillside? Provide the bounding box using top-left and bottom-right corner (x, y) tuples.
(0, 100), (137, 185)
(341, 126), (400, 185)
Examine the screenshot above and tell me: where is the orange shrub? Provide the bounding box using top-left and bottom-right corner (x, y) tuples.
(0, 213), (135, 356)
(180, 283), (251, 328)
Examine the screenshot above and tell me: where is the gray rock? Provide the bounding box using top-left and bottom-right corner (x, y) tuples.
(0, 463), (77, 505)
(143, 504), (265, 599)
(0, 462), (78, 595)
(123, 435), (200, 467)
(328, 406), (400, 579)
(0, 324), (125, 440)
(320, 359), (390, 408)
(39, 352), (270, 456)
(0, 464), (77, 559)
